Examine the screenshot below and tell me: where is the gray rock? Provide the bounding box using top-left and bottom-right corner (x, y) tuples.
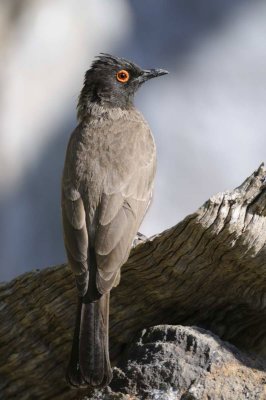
(88, 325), (265, 400)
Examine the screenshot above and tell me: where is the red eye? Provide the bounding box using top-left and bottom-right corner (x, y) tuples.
(116, 69), (130, 83)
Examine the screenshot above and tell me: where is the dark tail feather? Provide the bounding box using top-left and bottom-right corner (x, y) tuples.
(66, 297), (85, 387)
(79, 292), (112, 387)
(66, 292), (112, 388)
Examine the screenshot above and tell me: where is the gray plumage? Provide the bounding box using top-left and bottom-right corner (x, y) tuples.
(61, 54), (168, 388)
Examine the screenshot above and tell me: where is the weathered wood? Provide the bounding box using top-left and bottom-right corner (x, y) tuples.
(0, 165), (265, 399)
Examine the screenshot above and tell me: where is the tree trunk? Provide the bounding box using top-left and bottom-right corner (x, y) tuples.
(0, 165), (265, 399)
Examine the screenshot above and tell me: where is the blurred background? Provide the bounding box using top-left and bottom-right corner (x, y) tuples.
(0, 0), (265, 281)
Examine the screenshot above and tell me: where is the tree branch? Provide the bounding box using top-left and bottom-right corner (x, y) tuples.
(0, 164), (265, 399)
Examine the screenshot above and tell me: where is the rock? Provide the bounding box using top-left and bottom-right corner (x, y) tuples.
(87, 325), (265, 400)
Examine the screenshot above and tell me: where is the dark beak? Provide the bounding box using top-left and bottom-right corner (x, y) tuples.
(138, 68), (169, 83)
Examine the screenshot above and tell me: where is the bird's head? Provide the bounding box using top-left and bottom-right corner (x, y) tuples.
(77, 54), (168, 118)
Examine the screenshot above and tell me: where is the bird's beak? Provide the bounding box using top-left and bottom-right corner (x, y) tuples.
(138, 68), (169, 83)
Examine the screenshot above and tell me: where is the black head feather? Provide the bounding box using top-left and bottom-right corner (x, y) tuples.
(77, 54), (168, 119)
(91, 53), (140, 73)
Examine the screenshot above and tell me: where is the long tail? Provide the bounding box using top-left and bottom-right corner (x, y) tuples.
(66, 292), (112, 388)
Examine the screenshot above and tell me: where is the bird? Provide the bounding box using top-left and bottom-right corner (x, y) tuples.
(61, 53), (168, 388)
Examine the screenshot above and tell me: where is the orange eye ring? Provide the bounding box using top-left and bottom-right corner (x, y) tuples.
(116, 69), (130, 83)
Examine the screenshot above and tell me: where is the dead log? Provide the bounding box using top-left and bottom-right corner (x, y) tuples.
(0, 164), (265, 399)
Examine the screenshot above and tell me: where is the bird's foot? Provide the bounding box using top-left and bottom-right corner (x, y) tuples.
(133, 232), (148, 247)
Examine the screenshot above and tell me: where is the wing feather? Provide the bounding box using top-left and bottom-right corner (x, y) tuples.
(62, 194), (88, 274)
(99, 193), (124, 225)
(96, 204), (134, 256)
(95, 162), (154, 294)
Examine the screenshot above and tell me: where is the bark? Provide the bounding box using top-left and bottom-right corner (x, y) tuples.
(0, 165), (265, 400)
